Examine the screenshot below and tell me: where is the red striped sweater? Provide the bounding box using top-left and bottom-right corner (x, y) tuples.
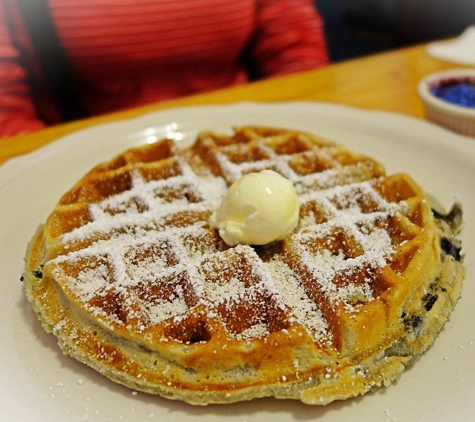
(0, 0), (328, 137)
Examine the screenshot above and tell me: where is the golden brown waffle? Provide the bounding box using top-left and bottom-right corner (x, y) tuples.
(23, 126), (465, 405)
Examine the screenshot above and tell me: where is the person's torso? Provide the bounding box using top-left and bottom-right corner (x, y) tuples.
(49, 0), (255, 113)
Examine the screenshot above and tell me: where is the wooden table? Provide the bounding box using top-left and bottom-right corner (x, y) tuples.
(0, 43), (464, 166)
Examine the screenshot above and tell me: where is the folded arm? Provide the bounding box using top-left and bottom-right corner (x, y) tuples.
(0, 1), (45, 138)
(250, 0), (329, 78)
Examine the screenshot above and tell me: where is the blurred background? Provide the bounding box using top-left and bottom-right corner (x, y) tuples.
(316, 0), (475, 62)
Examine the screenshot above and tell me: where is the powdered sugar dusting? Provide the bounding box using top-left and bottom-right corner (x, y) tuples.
(47, 132), (408, 345)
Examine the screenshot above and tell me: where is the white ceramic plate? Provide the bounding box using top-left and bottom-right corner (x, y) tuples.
(1, 102), (474, 422)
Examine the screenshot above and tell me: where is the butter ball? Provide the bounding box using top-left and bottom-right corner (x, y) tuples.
(211, 170), (300, 246)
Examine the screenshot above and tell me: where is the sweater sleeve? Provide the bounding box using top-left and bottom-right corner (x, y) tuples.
(249, 0), (329, 78)
(0, 1), (45, 139)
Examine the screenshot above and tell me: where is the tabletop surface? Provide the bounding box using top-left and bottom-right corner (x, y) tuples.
(0, 43), (466, 166)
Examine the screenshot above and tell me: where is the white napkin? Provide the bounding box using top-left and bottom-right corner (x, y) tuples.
(427, 26), (475, 67)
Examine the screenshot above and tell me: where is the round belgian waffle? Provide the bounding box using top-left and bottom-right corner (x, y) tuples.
(23, 126), (465, 405)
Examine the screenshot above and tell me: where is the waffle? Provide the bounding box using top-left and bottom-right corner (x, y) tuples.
(23, 126), (465, 405)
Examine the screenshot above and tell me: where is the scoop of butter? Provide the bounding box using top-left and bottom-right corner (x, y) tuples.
(211, 170), (300, 246)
